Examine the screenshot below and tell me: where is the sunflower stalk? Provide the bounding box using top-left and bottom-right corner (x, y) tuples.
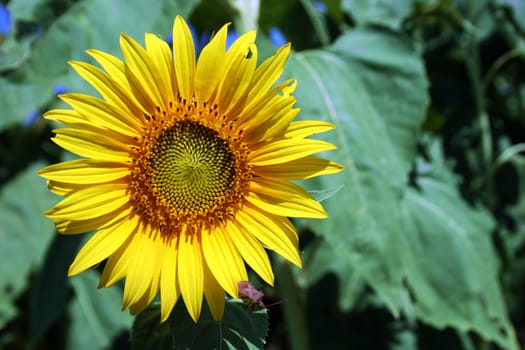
(276, 257), (311, 350)
(462, 12), (494, 207)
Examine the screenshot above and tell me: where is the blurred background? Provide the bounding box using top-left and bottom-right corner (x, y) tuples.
(1, 0), (525, 349)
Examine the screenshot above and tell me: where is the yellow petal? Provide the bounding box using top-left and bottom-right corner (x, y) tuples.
(160, 237), (180, 322)
(68, 216), (138, 275)
(194, 24), (229, 102)
(275, 216), (300, 251)
(60, 93), (142, 136)
(225, 220), (274, 285)
(236, 78), (295, 128)
(52, 121), (131, 145)
(249, 139), (336, 166)
(248, 44), (291, 101)
(123, 229), (162, 310)
(54, 215), (111, 235)
(254, 156), (344, 180)
(129, 280), (157, 315)
(236, 206), (301, 268)
(142, 253), (161, 313)
(217, 31), (257, 115)
(45, 179), (80, 196)
(51, 128), (130, 162)
(257, 108), (299, 142)
(69, 61), (144, 119)
(99, 233), (137, 288)
(87, 49), (132, 93)
(203, 261), (225, 321)
(201, 226), (247, 298)
(145, 33), (176, 106)
(247, 178), (327, 218)
(46, 184), (129, 220)
(120, 33), (164, 111)
(45, 109), (135, 142)
(244, 96), (298, 142)
(177, 227), (204, 322)
(284, 120), (336, 139)
(44, 109), (83, 125)
(172, 16), (196, 100)
(55, 206), (134, 235)
(38, 159), (129, 184)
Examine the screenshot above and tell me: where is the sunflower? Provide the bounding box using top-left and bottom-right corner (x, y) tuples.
(38, 16), (342, 323)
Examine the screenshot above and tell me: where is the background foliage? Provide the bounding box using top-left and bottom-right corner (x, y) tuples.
(1, 0), (525, 349)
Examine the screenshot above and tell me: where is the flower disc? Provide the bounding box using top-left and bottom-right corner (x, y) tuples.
(150, 121), (236, 214)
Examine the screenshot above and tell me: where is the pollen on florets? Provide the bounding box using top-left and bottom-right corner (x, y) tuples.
(128, 98), (253, 236)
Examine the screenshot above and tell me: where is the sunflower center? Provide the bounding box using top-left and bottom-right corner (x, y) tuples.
(150, 121), (236, 214)
(129, 101), (252, 236)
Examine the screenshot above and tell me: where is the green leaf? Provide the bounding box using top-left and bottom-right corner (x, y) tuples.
(29, 234), (83, 343)
(132, 299), (268, 350)
(131, 305), (172, 350)
(301, 237), (365, 311)
(0, 34), (40, 72)
(329, 27), (429, 169)
(494, 0), (525, 54)
(401, 175), (519, 349)
(67, 270), (133, 350)
(20, 0), (199, 82)
(495, 0), (525, 32)
(0, 162), (57, 328)
(307, 184), (344, 203)
(0, 299), (16, 336)
(285, 27), (429, 314)
(8, 0), (50, 22)
(341, 0), (413, 30)
(0, 78), (52, 130)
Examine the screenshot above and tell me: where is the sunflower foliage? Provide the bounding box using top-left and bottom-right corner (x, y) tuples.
(1, 0), (525, 349)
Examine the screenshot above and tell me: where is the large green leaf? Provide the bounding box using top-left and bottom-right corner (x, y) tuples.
(401, 175), (518, 349)
(132, 300), (268, 350)
(285, 27), (429, 313)
(285, 25), (517, 347)
(0, 162), (57, 328)
(66, 270), (133, 350)
(329, 27), (429, 169)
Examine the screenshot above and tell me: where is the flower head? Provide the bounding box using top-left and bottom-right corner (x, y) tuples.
(38, 16), (342, 322)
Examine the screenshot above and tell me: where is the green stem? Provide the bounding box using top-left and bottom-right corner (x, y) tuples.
(482, 49), (521, 93)
(457, 331), (476, 350)
(494, 143), (525, 169)
(464, 35), (494, 206)
(275, 257), (310, 350)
